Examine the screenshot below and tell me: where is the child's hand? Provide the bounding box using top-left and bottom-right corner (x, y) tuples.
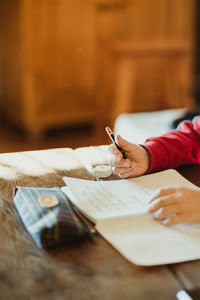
(109, 135), (150, 178)
(148, 187), (200, 225)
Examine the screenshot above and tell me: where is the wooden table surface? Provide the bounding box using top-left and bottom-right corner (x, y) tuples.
(0, 145), (200, 300)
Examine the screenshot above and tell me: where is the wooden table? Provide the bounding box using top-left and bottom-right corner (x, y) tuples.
(0, 146), (200, 300)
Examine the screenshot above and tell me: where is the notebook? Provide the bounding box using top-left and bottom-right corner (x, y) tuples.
(61, 169), (200, 266)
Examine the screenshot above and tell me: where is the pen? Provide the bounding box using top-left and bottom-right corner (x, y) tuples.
(71, 205), (97, 242)
(105, 126), (128, 159)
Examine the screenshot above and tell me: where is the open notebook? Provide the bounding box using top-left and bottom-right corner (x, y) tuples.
(61, 169), (200, 266)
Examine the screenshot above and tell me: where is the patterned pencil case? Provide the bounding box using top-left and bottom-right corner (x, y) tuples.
(13, 186), (92, 249)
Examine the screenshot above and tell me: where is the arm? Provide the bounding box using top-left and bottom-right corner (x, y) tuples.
(146, 118), (200, 226)
(143, 117), (200, 173)
(109, 117), (200, 225)
(109, 117), (200, 178)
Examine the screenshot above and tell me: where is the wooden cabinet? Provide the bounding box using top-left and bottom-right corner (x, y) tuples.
(0, 0), (196, 137)
(0, 0), (96, 137)
(96, 0), (195, 128)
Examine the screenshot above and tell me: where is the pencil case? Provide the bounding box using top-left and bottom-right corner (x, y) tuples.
(13, 186), (92, 249)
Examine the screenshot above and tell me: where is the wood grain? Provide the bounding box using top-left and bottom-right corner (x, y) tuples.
(0, 146), (187, 299)
(170, 164), (200, 291)
(0, 0), (195, 137)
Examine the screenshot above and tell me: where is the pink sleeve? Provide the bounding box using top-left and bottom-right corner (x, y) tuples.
(142, 117), (200, 173)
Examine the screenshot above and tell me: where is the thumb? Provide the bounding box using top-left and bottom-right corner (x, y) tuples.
(115, 135), (137, 152)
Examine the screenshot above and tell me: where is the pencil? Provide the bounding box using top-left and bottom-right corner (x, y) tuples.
(105, 126), (128, 159)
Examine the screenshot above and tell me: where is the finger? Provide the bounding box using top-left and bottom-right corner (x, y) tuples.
(111, 158), (132, 169)
(108, 143), (116, 155)
(148, 187), (177, 204)
(115, 135), (137, 153)
(110, 155), (123, 168)
(111, 159), (132, 174)
(108, 144), (123, 160)
(118, 166), (140, 179)
(161, 214), (184, 226)
(112, 164), (133, 176)
(148, 195), (177, 213)
(152, 205), (179, 220)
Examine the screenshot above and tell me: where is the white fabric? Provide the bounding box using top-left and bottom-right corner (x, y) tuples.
(114, 109), (186, 144)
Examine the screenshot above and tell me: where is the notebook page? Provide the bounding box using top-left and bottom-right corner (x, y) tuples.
(62, 178), (152, 223)
(127, 169), (196, 190)
(96, 214), (200, 266)
(62, 169), (197, 223)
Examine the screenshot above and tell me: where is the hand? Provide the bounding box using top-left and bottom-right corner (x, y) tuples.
(148, 186), (200, 226)
(108, 134), (150, 178)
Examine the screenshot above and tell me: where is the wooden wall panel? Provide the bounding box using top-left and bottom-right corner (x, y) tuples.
(0, 0), (97, 136)
(0, 1), (23, 116)
(20, 0), (97, 133)
(96, 0), (195, 128)
(0, 0), (196, 137)
(123, 0), (195, 42)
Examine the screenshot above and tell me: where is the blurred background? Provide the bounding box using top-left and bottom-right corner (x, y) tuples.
(0, 0), (198, 153)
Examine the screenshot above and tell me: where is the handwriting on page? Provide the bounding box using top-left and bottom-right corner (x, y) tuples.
(65, 178), (153, 220)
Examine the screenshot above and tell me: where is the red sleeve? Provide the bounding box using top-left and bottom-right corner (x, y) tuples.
(142, 117), (200, 173)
